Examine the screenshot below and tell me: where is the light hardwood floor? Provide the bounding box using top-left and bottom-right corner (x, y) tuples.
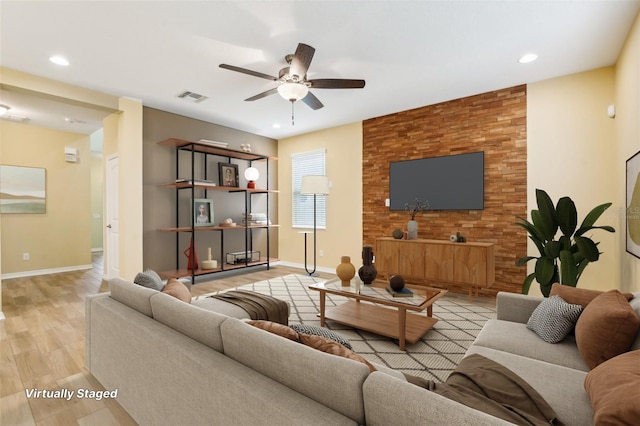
(1, 254), (494, 425)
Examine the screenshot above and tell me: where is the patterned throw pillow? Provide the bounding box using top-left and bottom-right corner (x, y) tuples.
(527, 295), (583, 343)
(134, 269), (164, 291)
(290, 323), (353, 350)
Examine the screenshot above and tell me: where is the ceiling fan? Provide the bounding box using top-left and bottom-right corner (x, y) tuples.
(219, 43), (365, 123)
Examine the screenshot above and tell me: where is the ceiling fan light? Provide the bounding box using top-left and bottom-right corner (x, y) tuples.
(277, 83), (308, 102)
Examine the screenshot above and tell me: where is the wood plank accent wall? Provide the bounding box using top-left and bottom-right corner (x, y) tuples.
(362, 86), (527, 296)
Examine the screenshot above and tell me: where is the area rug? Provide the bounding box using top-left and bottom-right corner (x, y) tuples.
(194, 274), (496, 382)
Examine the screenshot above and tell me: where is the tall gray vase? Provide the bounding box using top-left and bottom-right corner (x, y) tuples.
(407, 220), (418, 240)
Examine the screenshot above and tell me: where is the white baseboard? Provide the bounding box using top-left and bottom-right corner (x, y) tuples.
(1, 264), (93, 280)
(275, 261), (335, 275)
(91, 248), (104, 253)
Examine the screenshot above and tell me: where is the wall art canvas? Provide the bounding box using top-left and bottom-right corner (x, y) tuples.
(627, 150), (640, 259)
(0, 165), (46, 214)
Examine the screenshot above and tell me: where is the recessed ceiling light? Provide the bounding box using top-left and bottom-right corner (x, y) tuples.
(518, 53), (538, 64)
(272, 123), (281, 129)
(49, 56), (70, 66)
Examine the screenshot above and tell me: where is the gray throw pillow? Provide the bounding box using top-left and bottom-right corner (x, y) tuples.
(289, 323), (353, 350)
(527, 295), (583, 343)
(134, 269), (164, 291)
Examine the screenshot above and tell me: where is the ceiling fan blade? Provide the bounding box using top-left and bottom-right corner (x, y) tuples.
(245, 87), (279, 102)
(308, 79), (366, 89)
(219, 64), (277, 81)
(301, 91), (324, 110)
(289, 43), (315, 80)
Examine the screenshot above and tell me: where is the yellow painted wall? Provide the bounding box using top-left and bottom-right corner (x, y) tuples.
(0, 121), (92, 273)
(117, 98), (144, 280)
(527, 67), (619, 295)
(278, 122), (363, 271)
(615, 12), (640, 292)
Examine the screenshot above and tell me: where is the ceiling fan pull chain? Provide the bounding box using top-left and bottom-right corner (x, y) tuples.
(291, 101), (295, 126)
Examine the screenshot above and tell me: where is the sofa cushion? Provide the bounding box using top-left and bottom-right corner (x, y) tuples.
(466, 346), (593, 426)
(575, 290), (640, 369)
(473, 319), (588, 371)
(109, 278), (156, 317)
(247, 320), (373, 371)
(550, 283), (633, 308)
(526, 295), (582, 343)
(150, 292), (226, 353)
(161, 278), (191, 303)
(584, 350), (640, 425)
(290, 323), (353, 350)
(220, 317), (370, 424)
(133, 269), (164, 291)
(298, 333), (376, 372)
(247, 320), (299, 341)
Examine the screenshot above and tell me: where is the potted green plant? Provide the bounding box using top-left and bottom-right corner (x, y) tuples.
(515, 189), (615, 296)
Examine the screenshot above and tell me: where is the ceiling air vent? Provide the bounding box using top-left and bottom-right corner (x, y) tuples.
(177, 91), (208, 103)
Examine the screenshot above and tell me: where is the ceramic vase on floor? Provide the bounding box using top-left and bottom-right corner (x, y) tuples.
(336, 256), (356, 286)
(407, 220), (418, 240)
(358, 246), (377, 284)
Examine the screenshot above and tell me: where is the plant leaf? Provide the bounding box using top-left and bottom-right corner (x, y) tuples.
(575, 236), (600, 261)
(559, 250), (578, 286)
(540, 282), (553, 297)
(535, 189), (559, 240)
(575, 225), (616, 236)
(579, 202), (612, 229)
(516, 256), (537, 267)
(556, 197), (577, 236)
(576, 258), (590, 282)
(522, 273), (536, 295)
(544, 241), (561, 258)
(515, 217), (546, 242)
(558, 235), (572, 251)
(535, 257), (555, 286)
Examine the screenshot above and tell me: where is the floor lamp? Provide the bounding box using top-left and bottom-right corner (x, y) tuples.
(300, 175), (330, 276)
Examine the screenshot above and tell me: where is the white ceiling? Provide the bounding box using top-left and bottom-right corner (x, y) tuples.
(1, 1), (638, 139)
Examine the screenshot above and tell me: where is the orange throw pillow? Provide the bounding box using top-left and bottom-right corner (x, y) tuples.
(247, 320), (300, 342)
(575, 290), (640, 369)
(550, 283), (633, 308)
(584, 350), (640, 425)
(299, 334), (377, 372)
(161, 278), (191, 303)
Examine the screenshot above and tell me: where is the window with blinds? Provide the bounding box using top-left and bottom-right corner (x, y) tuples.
(292, 149), (326, 229)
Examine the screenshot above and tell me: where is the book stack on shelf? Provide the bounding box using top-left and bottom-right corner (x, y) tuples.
(241, 212), (271, 226)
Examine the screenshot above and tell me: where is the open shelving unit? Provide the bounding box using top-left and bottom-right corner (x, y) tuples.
(157, 138), (279, 281)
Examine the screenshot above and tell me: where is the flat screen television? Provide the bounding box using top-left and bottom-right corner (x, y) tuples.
(389, 151), (484, 211)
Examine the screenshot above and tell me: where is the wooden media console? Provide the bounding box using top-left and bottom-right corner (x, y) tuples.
(375, 238), (495, 301)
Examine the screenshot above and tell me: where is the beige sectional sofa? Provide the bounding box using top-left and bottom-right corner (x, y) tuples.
(85, 278), (639, 425)
(365, 290), (640, 426)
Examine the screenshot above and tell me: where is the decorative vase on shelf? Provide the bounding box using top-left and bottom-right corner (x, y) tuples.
(184, 236), (199, 270)
(336, 256), (356, 286)
(407, 220), (418, 240)
(358, 246), (377, 284)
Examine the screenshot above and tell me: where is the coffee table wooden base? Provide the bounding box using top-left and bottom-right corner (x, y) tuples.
(320, 301), (438, 351)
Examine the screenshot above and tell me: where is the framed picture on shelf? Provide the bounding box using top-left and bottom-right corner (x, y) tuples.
(219, 162), (239, 187)
(626, 150), (640, 259)
(193, 198), (214, 227)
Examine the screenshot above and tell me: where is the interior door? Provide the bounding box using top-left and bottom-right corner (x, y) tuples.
(105, 154), (120, 279)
